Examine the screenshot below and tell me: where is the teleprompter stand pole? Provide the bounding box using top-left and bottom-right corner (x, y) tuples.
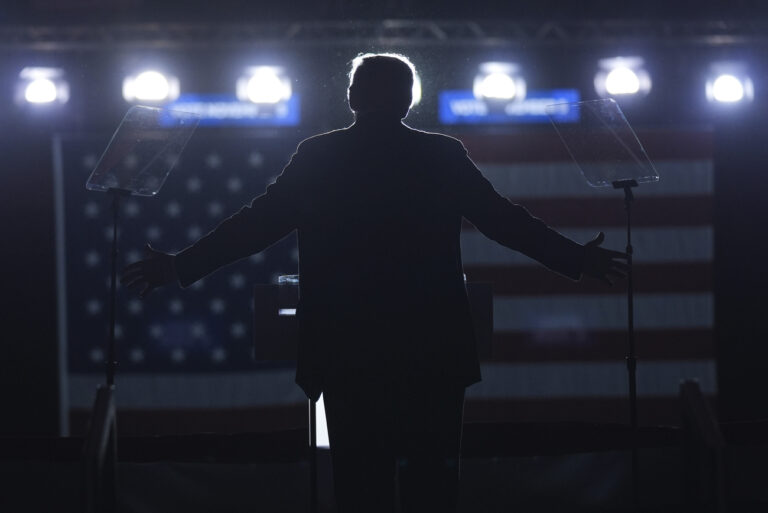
(84, 187), (131, 513)
(106, 188), (131, 387)
(613, 178), (639, 505)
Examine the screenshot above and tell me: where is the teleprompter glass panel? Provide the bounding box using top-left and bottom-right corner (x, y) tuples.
(546, 99), (659, 187)
(86, 106), (199, 196)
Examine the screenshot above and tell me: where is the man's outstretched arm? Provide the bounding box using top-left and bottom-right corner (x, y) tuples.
(120, 142), (311, 296)
(454, 140), (627, 283)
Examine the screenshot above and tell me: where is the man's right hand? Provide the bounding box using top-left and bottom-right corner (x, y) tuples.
(120, 243), (177, 298)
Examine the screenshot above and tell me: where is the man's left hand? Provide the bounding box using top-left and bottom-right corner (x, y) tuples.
(582, 232), (629, 285)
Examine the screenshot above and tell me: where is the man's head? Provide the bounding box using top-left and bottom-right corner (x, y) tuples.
(347, 53), (416, 120)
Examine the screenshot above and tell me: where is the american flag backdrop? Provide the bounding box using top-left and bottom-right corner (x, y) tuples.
(457, 130), (715, 425)
(54, 128), (715, 435)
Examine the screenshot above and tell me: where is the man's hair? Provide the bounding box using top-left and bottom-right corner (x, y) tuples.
(347, 53), (416, 118)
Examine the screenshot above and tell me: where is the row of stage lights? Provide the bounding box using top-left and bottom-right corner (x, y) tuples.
(16, 57), (755, 108)
(16, 65), (300, 106)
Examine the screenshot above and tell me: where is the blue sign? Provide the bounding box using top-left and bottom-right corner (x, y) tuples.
(163, 94), (301, 126)
(439, 89), (580, 124)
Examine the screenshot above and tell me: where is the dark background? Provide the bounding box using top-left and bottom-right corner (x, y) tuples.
(4, 1), (768, 22)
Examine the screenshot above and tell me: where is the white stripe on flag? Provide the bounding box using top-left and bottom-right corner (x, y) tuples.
(476, 160), (713, 198)
(493, 293), (713, 331)
(461, 227), (713, 265)
(69, 370), (306, 409)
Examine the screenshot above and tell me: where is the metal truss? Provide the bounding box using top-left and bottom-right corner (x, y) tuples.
(1, 19), (767, 50)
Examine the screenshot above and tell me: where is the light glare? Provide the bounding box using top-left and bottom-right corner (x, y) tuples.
(316, 393), (329, 448)
(25, 78), (57, 103)
(242, 67), (291, 104)
(712, 74), (745, 103)
(474, 72), (517, 100)
(595, 57), (651, 98)
(17, 67), (69, 106)
(134, 71), (169, 101)
(605, 67), (640, 95)
(123, 70), (179, 102)
(411, 73), (422, 107)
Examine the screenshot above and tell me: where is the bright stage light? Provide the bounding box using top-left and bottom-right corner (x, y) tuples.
(473, 62), (526, 101)
(706, 69), (753, 104)
(595, 57), (651, 97)
(605, 67), (640, 95)
(134, 71), (169, 101)
(476, 73), (516, 99)
(123, 70), (180, 103)
(712, 75), (744, 102)
(16, 67), (69, 105)
(246, 70), (286, 103)
(25, 78), (57, 104)
(237, 67), (292, 104)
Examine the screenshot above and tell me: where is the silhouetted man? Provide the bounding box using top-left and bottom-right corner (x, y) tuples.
(122, 53), (627, 513)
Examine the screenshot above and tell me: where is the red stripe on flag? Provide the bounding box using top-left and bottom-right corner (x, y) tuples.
(463, 396), (706, 426)
(454, 130), (713, 163)
(465, 262), (712, 294)
(461, 196), (712, 229)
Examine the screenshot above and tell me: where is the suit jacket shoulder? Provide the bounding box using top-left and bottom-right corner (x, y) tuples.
(294, 127), (350, 154)
(407, 127), (467, 153)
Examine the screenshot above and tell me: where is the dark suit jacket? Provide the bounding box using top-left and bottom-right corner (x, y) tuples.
(174, 116), (585, 400)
